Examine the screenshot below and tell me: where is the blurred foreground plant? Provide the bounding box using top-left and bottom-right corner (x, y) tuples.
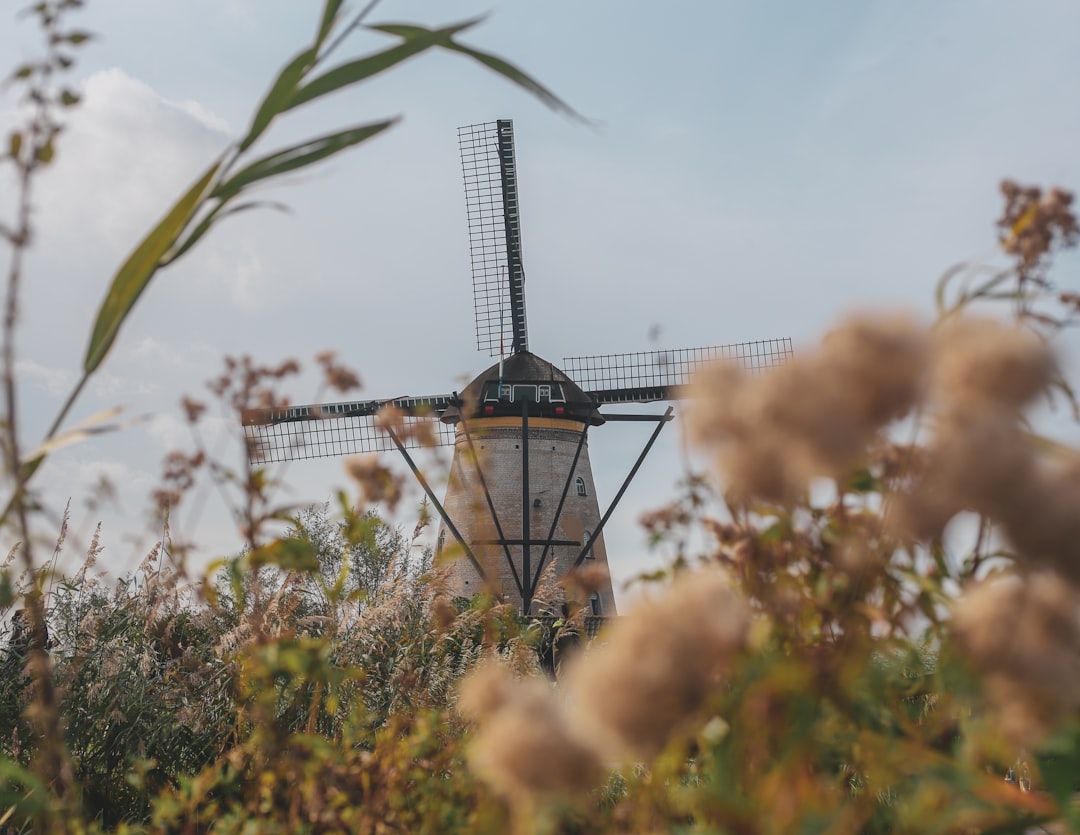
(454, 183), (1080, 834)
(5, 0), (1080, 832)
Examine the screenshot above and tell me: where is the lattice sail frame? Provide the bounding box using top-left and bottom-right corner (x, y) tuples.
(458, 120), (528, 356)
(563, 338), (794, 403)
(243, 397), (455, 464)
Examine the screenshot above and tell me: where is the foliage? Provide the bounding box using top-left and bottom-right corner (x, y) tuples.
(3, 2), (1080, 834)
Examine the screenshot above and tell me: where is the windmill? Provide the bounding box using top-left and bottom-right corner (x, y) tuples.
(243, 120), (792, 617)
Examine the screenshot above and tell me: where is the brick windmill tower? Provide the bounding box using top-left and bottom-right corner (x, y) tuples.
(244, 120), (791, 617)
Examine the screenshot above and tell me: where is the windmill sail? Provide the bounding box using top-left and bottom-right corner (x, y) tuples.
(242, 395), (455, 463)
(459, 120), (528, 356)
(563, 338), (793, 404)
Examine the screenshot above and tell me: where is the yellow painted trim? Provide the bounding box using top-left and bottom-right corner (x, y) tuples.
(455, 416), (585, 434)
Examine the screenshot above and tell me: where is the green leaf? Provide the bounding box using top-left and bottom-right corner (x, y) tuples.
(438, 35), (579, 119)
(34, 138), (54, 163)
(84, 162), (220, 373)
(369, 21), (579, 119)
(1035, 722), (1080, 829)
(284, 20), (479, 112)
(0, 757), (48, 819)
(0, 570), (13, 609)
(212, 120), (396, 201)
(847, 466), (880, 494)
(62, 30), (93, 45)
(315, 0), (346, 47)
(162, 199), (289, 267)
(7, 132), (21, 159)
(238, 47), (318, 152)
(251, 538), (319, 572)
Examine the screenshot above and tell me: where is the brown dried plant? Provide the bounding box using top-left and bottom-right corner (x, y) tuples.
(565, 568), (750, 762)
(687, 312), (927, 505)
(458, 661), (603, 809)
(952, 572), (1080, 748)
(997, 180), (1078, 292)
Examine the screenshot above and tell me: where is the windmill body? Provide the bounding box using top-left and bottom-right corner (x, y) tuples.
(436, 352), (617, 615)
(243, 120), (793, 617)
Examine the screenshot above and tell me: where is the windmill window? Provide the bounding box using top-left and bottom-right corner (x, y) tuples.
(484, 383), (511, 402)
(583, 530), (594, 559)
(589, 593), (601, 616)
(575, 476), (587, 496)
(436, 530), (446, 558)
(538, 384), (552, 402)
(513, 384), (537, 402)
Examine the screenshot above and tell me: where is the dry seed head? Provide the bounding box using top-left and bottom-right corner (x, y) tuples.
(818, 311), (928, 425)
(315, 350), (361, 393)
(563, 564), (610, 597)
(688, 313), (926, 503)
(891, 406), (1036, 542)
(458, 662), (602, 802)
(430, 596), (457, 631)
(994, 454), (1080, 585)
(344, 454), (404, 512)
(931, 317), (1055, 409)
(565, 569), (750, 760)
(952, 572), (1080, 747)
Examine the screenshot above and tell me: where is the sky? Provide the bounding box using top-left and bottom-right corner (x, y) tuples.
(1, 0), (1079, 606)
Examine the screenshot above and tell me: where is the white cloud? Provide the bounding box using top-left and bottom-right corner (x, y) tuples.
(145, 411), (233, 455)
(16, 359), (75, 397)
(34, 68), (230, 256)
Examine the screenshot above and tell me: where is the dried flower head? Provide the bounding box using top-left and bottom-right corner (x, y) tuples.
(994, 455), (1080, 586)
(180, 396), (205, 423)
(430, 596), (457, 631)
(564, 569), (750, 760)
(688, 313), (927, 503)
(457, 661), (602, 804)
(562, 564), (610, 599)
(315, 350), (361, 394)
(952, 572), (1080, 748)
(889, 317), (1062, 548)
(997, 180), (1078, 285)
(344, 454), (405, 512)
(931, 317), (1055, 409)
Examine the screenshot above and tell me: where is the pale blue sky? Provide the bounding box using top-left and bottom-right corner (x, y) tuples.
(2, 1), (1078, 602)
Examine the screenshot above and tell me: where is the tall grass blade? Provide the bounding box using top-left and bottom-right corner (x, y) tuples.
(84, 163), (220, 373)
(284, 21), (477, 113)
(212, 121), (396, 201)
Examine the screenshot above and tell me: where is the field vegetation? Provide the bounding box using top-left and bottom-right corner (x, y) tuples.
(3, 2), (1080, 832)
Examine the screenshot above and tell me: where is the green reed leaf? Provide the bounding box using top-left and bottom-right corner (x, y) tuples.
(84, 162), (220, 373)
(212, 120), (396, 201)
(163, 199), (288, 267)
(238, 47), (317, 153)
(315, 0), (346, 48)
(285, 20), (479, 113)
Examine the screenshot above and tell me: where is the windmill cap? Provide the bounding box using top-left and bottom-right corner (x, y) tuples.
(441, 351), (604, 426)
